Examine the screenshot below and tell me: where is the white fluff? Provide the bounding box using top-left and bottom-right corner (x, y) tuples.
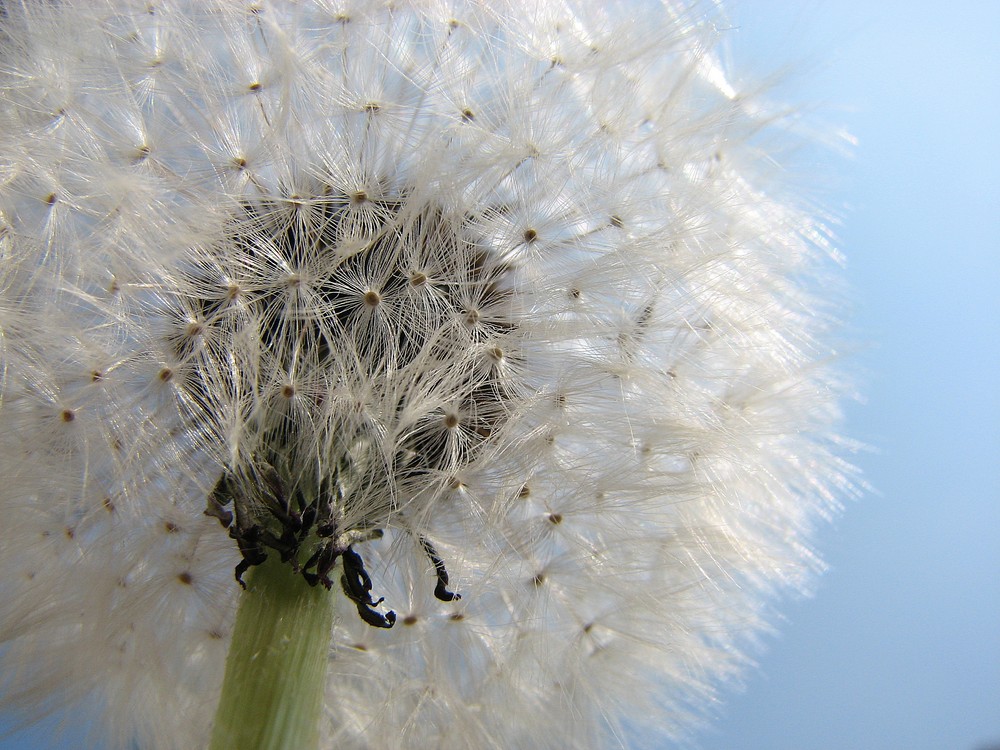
(0, 1), (855, 748)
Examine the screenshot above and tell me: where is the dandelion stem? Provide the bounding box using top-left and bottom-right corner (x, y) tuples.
(209, 556), (333, 750)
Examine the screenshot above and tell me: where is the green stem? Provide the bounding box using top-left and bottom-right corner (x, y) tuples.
(210, 556), (334, 750)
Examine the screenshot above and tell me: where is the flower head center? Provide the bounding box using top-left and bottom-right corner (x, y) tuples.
(171, 184), (517, 623)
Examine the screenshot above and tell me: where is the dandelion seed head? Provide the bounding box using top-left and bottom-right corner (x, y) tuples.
(0, 1), (856, 748)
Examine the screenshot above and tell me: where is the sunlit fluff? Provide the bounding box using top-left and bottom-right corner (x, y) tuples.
(0, 1), (853, 748)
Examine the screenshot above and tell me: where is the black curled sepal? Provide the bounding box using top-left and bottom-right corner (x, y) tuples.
(340, 546), (396, 629)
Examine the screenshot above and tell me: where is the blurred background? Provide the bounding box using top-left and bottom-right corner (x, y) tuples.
(698, 2), (1000, 749)
(3, 1), (998, 748)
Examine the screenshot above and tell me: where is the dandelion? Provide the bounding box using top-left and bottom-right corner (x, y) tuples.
(0, 1), (854, 749)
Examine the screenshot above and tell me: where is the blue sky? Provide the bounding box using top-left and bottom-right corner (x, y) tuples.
(3, 2), (999, 749)
(698, 2), (1000, 749)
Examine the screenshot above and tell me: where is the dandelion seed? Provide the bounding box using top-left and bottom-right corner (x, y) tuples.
(0, 1), (855, 749)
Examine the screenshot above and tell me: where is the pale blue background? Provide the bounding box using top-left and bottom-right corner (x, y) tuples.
(699, 2), (1000, 749)
(3, 2), (999, 749)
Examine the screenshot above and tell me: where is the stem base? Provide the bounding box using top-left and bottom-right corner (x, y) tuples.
(210, 557), (333, 750)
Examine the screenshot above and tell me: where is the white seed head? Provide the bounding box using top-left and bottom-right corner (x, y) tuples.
(0, 1), (855, 749)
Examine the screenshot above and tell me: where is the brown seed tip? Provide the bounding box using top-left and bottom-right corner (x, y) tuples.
(177, 572), (193, 585)
(60, 409), (75, 423)
(363, 289), (381, 307)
